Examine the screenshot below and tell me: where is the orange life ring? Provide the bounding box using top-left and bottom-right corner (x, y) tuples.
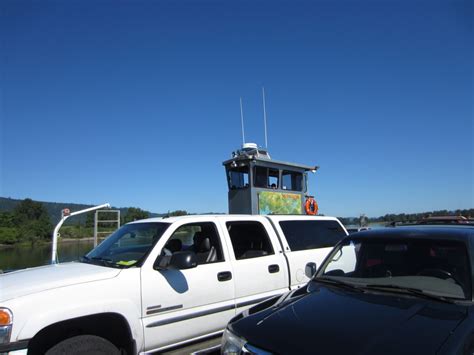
(305, 197), (318, 215)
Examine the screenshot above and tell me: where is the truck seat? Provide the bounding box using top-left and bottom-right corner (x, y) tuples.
(193, 232), (217, 264)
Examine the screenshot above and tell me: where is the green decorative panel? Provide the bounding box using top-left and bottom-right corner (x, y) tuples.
(258, 191), (302, 215)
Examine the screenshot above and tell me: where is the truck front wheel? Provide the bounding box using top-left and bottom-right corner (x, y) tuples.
(45, 335), (121, 355)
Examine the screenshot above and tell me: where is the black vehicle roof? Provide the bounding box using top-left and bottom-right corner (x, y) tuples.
(347, 226), (474, 242)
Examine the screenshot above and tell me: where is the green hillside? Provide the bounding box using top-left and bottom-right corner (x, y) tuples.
(0, 197), (162, 225)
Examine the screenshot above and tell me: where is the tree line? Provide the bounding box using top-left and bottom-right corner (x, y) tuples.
(0, 198), (189, 246)
(0, 198), (53, 245)
(338, 209), (474, 227)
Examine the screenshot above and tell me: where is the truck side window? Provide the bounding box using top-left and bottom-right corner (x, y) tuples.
(226, 221), (274, 260)
(279, 220), (346, 251)
(167, 222), (225, 265)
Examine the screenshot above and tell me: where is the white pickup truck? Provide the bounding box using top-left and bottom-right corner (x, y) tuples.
(0, 214), (347, 355)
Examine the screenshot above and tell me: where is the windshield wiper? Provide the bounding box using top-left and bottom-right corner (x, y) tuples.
(88, 256), (120, 268)
(314, 277), (365, 292)
(80, 255), (90, 263)
(363, 284), (457, 304)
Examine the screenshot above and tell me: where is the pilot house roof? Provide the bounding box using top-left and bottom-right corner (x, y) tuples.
(222, 143), (319, 172)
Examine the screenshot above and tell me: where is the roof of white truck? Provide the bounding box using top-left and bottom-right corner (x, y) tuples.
(265, 215), (342, 222)
(128, 214), (342, 225)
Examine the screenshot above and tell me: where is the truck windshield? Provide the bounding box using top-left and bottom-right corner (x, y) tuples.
(317, 238), (471, 300)
(82, 222), (169, 268)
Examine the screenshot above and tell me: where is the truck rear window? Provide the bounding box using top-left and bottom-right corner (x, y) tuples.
(279, 220), (346, 251)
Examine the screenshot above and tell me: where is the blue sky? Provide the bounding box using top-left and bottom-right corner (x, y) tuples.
(1, 0), (472, 217)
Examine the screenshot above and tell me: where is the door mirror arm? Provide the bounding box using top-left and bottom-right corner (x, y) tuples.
(305, 262), (318, 279)
(153, 255), (171, 271)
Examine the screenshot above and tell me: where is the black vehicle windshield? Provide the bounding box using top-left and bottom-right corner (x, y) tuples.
(82, 222), (169, 268)
(316, 237), (471, 300)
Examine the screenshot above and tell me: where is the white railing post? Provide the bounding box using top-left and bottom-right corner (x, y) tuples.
(51, 203), (111, 264)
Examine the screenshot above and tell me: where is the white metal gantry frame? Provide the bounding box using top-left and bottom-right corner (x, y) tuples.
(51, 203), (111, 264)
(93, 209), (120, 247)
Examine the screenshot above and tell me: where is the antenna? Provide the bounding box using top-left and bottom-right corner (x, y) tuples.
(240, 97), (246, 145)
(262, 87), (268, 148)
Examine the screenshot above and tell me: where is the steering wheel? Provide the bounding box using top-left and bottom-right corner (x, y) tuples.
(417, 268), (462, 286)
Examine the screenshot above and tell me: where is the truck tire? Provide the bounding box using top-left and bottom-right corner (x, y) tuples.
(45, 335), (121, 355)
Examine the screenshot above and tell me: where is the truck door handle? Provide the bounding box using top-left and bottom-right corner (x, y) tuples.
(217, 271), (232, 282)
(268, 264), (280, 273)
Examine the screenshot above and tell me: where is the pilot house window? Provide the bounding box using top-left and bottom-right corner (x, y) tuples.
(228, 166), (249, 189)
(254, 167), (279, 189)
(282, 170), (303, 191)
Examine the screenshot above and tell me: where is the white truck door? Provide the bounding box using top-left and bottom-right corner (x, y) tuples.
(140, 219), (235, 352)
(219, 217), (289, 315)
(268, 216), (348, 289)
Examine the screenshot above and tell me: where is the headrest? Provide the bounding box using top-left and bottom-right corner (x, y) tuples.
(166, 239), (182, 253)
(194, 232), (211, 252)
(193, 231), (205, 244)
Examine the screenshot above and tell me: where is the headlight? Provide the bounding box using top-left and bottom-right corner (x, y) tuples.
(0, 308), (12, 344)
(221, 328), (247, 355)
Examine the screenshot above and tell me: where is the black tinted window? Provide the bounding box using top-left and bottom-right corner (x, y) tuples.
(279, 220), (346, 251)
(227, 221), (274, 259)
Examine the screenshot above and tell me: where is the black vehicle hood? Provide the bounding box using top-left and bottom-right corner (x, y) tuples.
(230, 283), (467, 355)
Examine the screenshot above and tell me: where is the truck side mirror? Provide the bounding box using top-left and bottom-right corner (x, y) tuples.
(305, 262), (317, 279)
(168, 251), (198, 270)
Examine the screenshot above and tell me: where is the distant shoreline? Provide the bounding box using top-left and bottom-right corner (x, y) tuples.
(0, 237), (96, 249)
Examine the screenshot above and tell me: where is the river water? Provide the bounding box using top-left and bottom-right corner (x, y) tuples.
(0, 240), (95, 271)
